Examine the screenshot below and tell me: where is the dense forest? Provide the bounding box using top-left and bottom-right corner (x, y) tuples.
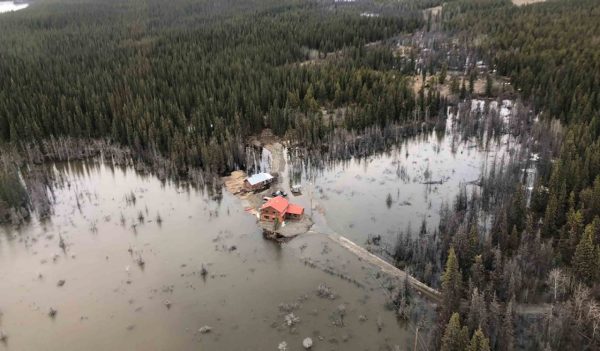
(0, 0), (435, 174)
(0, 0), (448, 220)
(388, 0), (600, 350)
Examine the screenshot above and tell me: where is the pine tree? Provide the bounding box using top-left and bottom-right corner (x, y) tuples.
(450, 75), (460, 95)
(485, 74), (493, 97)
(470, 255), (486, 292)
(441, 313), (469, 351)
(561, 209), (584, 264)
(442, 247), (462, 321)
(509, 226), (519, 253)
(460, 79), (467, 99)
(572, 224), (597, 283)
(439, 64), (448, 85)
(469, 71), (476, 94)
(467, 224), (480, 266)
(509, 187), (526, 232)
(487, 295), (501, 350)
(468, 327), (491, 351)
(542, 194), (559, 238)
(499, 299), (515, 351)
(467, 288), (488, 333)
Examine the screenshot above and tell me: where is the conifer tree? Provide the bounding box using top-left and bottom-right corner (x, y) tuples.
(441, 313), (469, 351)
(573, 224), (597, 283)
(441, 247), (462, 321)
(468, 328), (491, 351)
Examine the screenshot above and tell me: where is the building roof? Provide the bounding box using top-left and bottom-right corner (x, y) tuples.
(286, 203), (304, 215)
(245, 172), (274, 186)
(260, 196), (288, 213)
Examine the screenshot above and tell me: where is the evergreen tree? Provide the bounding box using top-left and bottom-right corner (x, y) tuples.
(441, 313), (469, 351)
(485, 74), (493, 97)
(470, 255), (485, 292)
(468, 327), (491, 351)
(439, 63), (448, 85)
(499, 299), (515, 351)
(572, 224), (597, 283)
(441, 247), (462, 321)
(450, 75), (460, 95)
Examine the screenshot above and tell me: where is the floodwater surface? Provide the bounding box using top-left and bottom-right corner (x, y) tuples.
(0, 1), (28, 13)
(1, 99), (527, 350)
(0, 161), (418, 350)
(276, 111), (517, 247)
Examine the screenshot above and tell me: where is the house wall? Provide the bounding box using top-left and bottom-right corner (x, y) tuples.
(244, 179), (271, 191)
(285, 213), (303, 220)
(261, 208), (284, 222)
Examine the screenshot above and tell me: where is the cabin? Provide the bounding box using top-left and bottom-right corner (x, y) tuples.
(243, 172), (274, 191)
(260, 196), (304, 222)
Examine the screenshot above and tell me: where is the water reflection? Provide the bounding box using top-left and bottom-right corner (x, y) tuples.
(0, 1), (28, 13)
(276, 108), (520, 246)
(0, 161), (421, 350)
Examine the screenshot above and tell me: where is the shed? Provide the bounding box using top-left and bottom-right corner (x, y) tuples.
(243, 172), (274, 191)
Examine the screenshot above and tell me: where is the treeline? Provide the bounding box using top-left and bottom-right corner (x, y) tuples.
(0, 0), (437, 177)
(0, 163), (28, 222)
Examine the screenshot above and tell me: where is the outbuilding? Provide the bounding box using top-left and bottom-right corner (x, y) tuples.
(243, 172), (274, 191)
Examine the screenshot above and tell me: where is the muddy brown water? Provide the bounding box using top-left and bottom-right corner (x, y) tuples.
(0, 161), (417, 350)
(271, 112), (518, 247)
(1, 101), (526, 350)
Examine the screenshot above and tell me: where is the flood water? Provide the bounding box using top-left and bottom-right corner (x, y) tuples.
(0, 161), (419, 350)
(0, 1), (28, 13)
(0, 99), (528, 350)
(276, 111), (517, 247)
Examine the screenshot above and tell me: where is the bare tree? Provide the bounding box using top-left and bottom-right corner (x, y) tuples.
(547, 268), (565, 302)
(587, 300), (600, 340)
(573, 284), (590, 323)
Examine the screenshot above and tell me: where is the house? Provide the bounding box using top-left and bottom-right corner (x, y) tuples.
(260, 196), (304, 222)
(243, 172), (274, 191)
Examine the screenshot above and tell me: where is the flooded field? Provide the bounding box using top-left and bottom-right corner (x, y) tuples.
(0, 161), (422, 351)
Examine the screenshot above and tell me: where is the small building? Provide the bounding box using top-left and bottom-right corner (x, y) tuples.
(291, 185), (302, 195)
(243, 172), (274, 191)
(285, 203), (304, 220)
(260, 196), (304, 222)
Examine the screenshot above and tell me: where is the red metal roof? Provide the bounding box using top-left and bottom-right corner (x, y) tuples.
(260, 196), (289, 213)
(286, 203), (304, 215)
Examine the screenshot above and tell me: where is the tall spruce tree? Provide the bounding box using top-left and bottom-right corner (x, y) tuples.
(441, 312), (469, 351)
(441, 247), (462, 321)
(468, 327), (491, 351)
(573, 224), (597, 283)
